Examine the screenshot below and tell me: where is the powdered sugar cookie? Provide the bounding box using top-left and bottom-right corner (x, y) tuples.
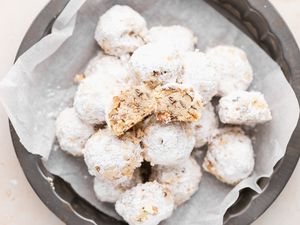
(130, 43), (184, 86)
(55, 107), (94, 156)
(93, 169), (142, 203)
(151, 157), (202, 206)
(182, 51), (219, 103)
(206, 45), (253, 96)
(115, 181), (174, 225)
(95, 5), (147, 56)
(218, 90), (272, 125)
(203, 127), (255, 185)
(84, 129), (143, 183)
(142, 122), (195, 166)
(193, 102), (219, 148)
(146, 25), (197, 51)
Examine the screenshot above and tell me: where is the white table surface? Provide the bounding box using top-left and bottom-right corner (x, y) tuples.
(0, 1), (299, 224)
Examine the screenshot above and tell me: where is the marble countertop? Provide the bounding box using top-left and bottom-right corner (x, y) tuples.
(0, 0), (299, 224)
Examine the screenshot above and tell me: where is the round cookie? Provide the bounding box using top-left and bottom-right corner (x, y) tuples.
(142, 122), (195, 166)
(84, 129), (143, 183)
(115, 181), (174, 225)
(151, 157), (202, 206)
(74, 57), (129, 125)
(146, 25), (197, 51)
(182, 51), (219, 103)
(130, 43), (184, 86)
(93, 169), (142, 203)
(218, 90), (272, 125)
(206, 45), (253, 96)
(193, 102), (219, 148)
(95, 5), (147, 56)
(55, 107), (94, 156)
(203, 127), (255, 185)
(84, 53), (127, 74)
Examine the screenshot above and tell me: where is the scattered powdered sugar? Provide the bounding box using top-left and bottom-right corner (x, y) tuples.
(46, 177), (55, 190)
(9, 179), (19, 187)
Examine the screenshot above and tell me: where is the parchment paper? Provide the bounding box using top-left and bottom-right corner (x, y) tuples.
(0, 0), (299, 224)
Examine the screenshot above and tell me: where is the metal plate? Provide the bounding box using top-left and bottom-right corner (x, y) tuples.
(10, 0), (300, 224)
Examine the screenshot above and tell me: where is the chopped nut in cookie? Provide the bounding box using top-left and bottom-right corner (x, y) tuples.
(155, 83), (204, 123)
(107, 85), (156, 136)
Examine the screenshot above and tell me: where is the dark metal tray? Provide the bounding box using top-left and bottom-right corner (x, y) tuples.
(10, 0), (300, 224)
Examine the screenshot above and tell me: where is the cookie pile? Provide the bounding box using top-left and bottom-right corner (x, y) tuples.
(55, 5), (272, 225)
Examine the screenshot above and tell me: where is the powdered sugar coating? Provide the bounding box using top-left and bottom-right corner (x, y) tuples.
(142, 122), (195, 166)
(84, 129), (143, 183)
(55, 108), (94, 156)
(84, 52), (105, 76)
(130, 43), (184, 85)
(151, 157), (202, 206)
(218, 90), (272, 125)
(93, 169), (142, 203)
(146, 25), (197, 52)
(95, 5), (147, 56)
(84, 54), (118, 75)
(193, 102), (219, 148)
(206, 45), (253, 96)
(84, 54), (136, 84)
(203, 127), (255, 185)
(182, 51), (219, 103)
(115, 181), (174, 225)
(74, 57), (130, 124)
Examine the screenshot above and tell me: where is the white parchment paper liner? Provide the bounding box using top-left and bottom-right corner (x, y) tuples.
(0, 0), (299, 224)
